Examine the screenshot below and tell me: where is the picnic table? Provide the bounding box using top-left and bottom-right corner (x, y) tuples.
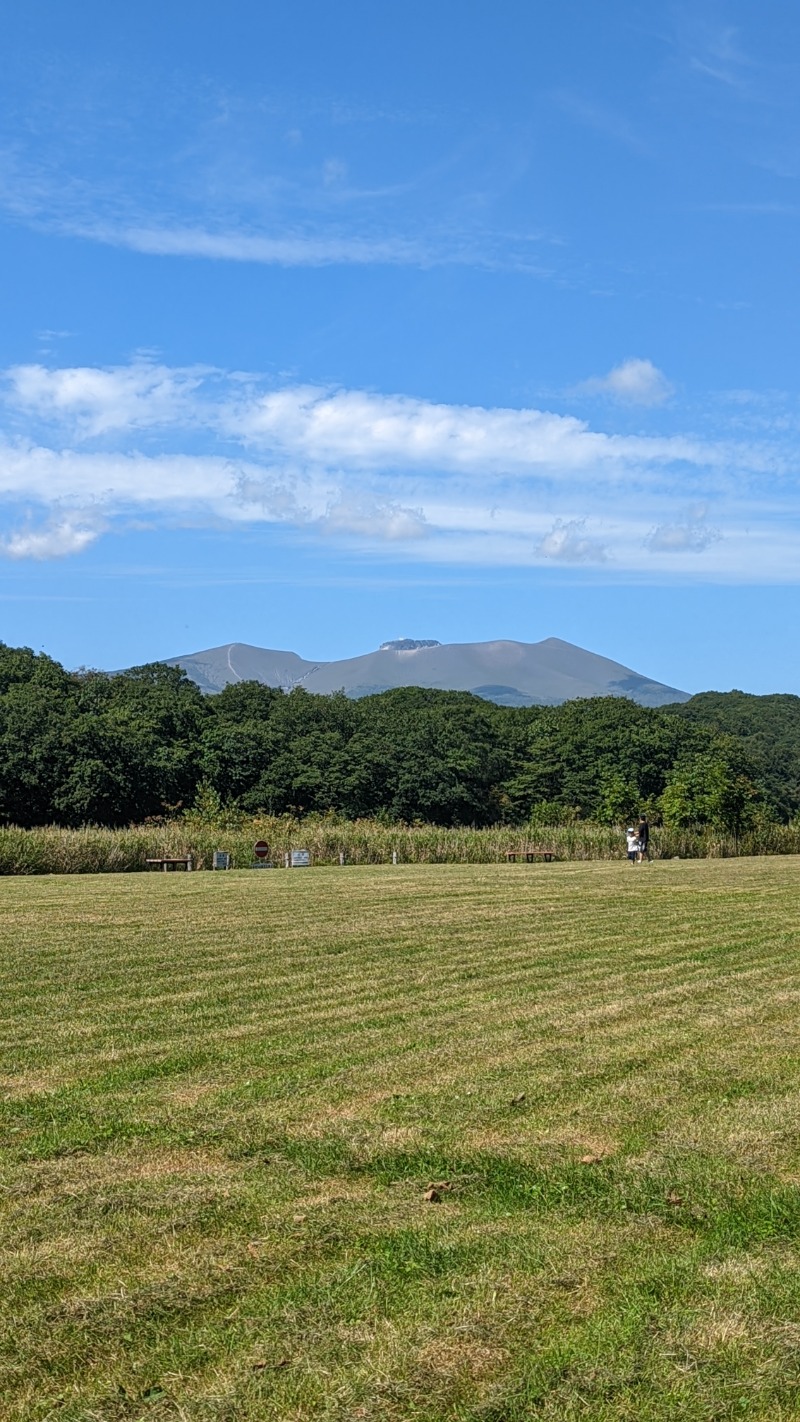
(146, 856), (193, 872)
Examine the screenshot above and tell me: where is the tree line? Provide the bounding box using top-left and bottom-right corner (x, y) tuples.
(1, 642), (798, 834)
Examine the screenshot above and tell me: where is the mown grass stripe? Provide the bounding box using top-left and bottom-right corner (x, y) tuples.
(3, 859), (800, 1418)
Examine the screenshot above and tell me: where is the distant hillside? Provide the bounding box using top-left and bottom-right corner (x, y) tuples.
(165, 637), (689, 707)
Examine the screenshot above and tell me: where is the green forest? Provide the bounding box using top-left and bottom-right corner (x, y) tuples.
(2, 642), (799, 833)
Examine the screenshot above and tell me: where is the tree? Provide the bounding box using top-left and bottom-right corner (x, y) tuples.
(0, 641), (789, 833)
(661, 738), (764, 842)
(665, 689), (800, 822)
(335, 688), (512, 825)
(596, 771), (640, 826)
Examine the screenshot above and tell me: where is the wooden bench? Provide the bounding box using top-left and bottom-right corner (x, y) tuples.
(506, 847), (555, 863)
(146, 857), (193, 872)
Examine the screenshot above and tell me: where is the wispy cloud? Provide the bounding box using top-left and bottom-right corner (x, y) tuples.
(321, 497), (428, 540)
(0, 360), (797, 577)
(697, 202), (799, 216)
(646, 505), (720, 553)
(0, 85), (558, 275)
(537, 519), (609, 564)
(551, 90), (648, 154)
(73, 221), (458, 269)
(669, 14), (793, 110)
(0, 182), (558, 273)
(688, 21), (770, 97)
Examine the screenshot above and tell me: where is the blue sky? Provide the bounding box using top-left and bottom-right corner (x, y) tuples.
(1, 0), (799, 693)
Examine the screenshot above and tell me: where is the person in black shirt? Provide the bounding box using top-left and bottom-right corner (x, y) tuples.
(637, 815), (650, 863)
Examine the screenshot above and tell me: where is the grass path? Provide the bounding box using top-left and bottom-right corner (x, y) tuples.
(2, 859), (800, 1420)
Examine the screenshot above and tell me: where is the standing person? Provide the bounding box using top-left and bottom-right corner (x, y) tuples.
(637, 815), (650, 863)
(626, 825), (639, 865)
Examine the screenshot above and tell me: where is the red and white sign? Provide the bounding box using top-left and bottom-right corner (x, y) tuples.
(253, 840), (270, 860)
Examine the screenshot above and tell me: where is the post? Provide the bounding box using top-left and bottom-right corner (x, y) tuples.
(284, 851), (290, 869)
(339, 851), (345, 866)
(392, 851), (397, 865)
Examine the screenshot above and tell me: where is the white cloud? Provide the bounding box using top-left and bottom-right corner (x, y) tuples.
(0, 516), (100, 560)
(0, 444), (240, 508)
(646, 506), (721, 553)
(5, 361), (204, 436)
(576, 358), (674, 407)
(321, 497), (427, 540)
(226, 383), (705, 473)
(234, 469), (315, 525)
(536, 519), (609, 563)
(0, 360), (795, 576)
(2, 364), (714, 472)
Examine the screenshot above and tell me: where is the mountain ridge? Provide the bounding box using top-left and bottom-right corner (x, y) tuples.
(164, 637), (689, 707)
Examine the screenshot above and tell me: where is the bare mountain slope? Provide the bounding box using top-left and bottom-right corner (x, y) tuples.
(165, 637), (688, 706)
(164, 643), (320, 694)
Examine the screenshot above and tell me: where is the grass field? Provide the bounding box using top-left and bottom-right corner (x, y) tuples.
(2, 859), (800, 1421)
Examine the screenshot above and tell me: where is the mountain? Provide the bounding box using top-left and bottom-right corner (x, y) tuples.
(164, 637), (689, 707)
(163, 643), (318, 695)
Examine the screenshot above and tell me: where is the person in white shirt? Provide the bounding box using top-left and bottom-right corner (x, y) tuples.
(626, 827), (640, 864)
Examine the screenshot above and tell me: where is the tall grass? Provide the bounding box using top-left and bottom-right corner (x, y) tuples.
(0, 815), (799, 874)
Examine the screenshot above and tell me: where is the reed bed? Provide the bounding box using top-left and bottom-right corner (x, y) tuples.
(0, 816), (799, 874)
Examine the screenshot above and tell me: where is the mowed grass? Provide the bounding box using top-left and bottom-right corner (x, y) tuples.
(2, 860), (800, 1422)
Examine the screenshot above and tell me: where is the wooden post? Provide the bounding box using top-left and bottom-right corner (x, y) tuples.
(339, 851), (345, 866)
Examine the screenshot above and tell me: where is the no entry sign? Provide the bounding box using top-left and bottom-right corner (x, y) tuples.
(253, 840), (270, 860)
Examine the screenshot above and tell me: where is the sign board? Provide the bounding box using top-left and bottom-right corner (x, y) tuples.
(212, 850), (231, 870)
(254, 840), (270, 860)
(290, 849), (311, 867)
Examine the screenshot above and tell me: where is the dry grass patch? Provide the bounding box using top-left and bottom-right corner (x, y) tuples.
(682, 1307), (752, 1351)
(0, 1070), (63, 1098)
(163, 1081), (222, 1108)
(415, 1335), (510, 1383)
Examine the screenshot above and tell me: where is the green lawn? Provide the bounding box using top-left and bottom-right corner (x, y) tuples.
(2, 859), (800, 1421)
